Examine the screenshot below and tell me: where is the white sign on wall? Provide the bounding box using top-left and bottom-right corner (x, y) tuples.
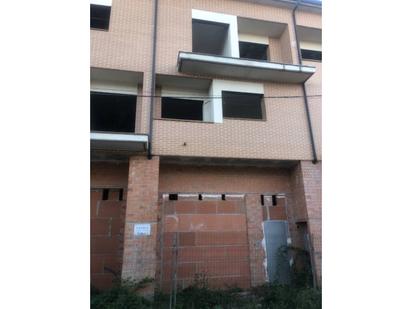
(134, 223), (151, 236)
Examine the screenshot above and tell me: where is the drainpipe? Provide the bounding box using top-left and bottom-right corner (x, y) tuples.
(147, 0), (159, 160)
(292, 0), (318, 164)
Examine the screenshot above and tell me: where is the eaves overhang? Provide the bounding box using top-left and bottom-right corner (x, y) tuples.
(90, 132), (148, 153)
(178, 51), (316, 83)
(239, 0), (322, 12)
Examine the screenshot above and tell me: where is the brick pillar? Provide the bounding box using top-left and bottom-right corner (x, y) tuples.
(290, 161), (322, 285)
(245, 194), (267, 286)
(122, 156), (160, 286)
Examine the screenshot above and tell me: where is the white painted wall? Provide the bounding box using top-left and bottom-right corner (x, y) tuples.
(192, 9), (239, 58)
(300, 41), (322, 51)
(90, 0), (111, 6)
(161, 87), (208, 99)
(209, 79), (264, 123)
(91, 80), (138, 95)
(238, 33), (269, 45)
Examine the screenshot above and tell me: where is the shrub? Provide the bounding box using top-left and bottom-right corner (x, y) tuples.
(252, 284), (321, 309)
(91, 278), (153, 309)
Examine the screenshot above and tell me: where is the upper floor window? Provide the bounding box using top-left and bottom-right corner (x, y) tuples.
(222, 91), (264, 120)
(161, 97), (204, 121)
(192, 19), (229, 56)
(301, 49), (322, 61)
(90, 92), (136, 133)
(239, 41), (268, 61)
(296, 26), (322, 62)
(90, 1), (111, 30)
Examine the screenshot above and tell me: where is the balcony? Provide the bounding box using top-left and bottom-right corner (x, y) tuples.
(90, 68), (147, 157)
(177, 51), (315, 83)
(90, 132), (148, 153)
(183, 11), (316, 83)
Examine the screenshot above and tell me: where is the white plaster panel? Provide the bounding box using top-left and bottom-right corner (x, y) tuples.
(238, 33), (269, 45)
(90, 0), (112, 6)
(209, 79), (264, 123)
(300, 41), (322, 51)
(90, 80), (138, 95)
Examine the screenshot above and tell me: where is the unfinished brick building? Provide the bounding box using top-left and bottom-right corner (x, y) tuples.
(90, 0), (322, 291)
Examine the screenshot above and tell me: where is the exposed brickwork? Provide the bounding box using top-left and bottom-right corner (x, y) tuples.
(159, 198), (250, 290)
(303, 60), (322, 160)
(296, 10), (322, 29)
(91, 0), (322, 289)
(122, 156), (160, 287)
(91, 162), (129, 188)
(91, 1), (321, 158)
(90, 163), (129, 290)
(159, 164), (291, 193)
(245, 194), (267, 286)
(158, 164), (304, 287)
(289, 161), (322, 285)
(91, 190), (126, 290)
(300, 161), (322, 284)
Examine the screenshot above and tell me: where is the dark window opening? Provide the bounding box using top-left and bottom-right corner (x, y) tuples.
(91, 92), (136, 133)
(169, 194), (178, 201)
(102, 189), (109, 201)
(192, 19), (229, 56)
(222, 194), (226, 201)
(272, 195), (277, 206)
(222, 91), (264, 120)
(301, 49), (322, 61)
(161, 97), (203, 121)
(260, 195), (265, 206)
(239, 42), (268, 61)
(90, 4), (111, 30)
(119, 189), (124, 201)
(198, 194), (203, 201)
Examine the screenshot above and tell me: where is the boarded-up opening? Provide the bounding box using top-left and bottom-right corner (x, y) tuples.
(159, 195), (251, 291)
(91, 188), (126, 290)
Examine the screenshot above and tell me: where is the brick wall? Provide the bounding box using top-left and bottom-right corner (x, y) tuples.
(122, 156), (160, 289)
(91, 0), (322, 160)
(91, 190), (126, 290)
(159, 164), (291, 193)
(91, 0), (322, 287)
(158, 163), (295, 287)
(289, 160), (322, 285)
(303, 60), (322, 160)
(245, 194), (267, 286)
(300, 161), (322, 284)
(159, 197), (251, 290)
(90, 163), (129, 290)
(91, 162), (129, 188)
(151, 0), (318, 161)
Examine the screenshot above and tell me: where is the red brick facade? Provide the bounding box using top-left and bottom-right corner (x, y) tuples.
(90, 162), (129, 289)
(90, 0), (322, 290)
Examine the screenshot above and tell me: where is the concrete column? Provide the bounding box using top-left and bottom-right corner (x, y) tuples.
(122, 156), (160, 286)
